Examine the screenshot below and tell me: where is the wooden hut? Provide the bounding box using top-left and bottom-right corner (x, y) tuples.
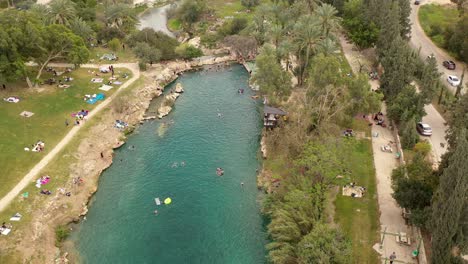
(264, 105), (287, 128)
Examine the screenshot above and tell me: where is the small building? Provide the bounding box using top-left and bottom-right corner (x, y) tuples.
(264, 105), (287, 128)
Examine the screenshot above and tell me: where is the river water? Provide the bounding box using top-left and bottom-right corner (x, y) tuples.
(138, 4), (175, 37)
(73, 64), (267, 263)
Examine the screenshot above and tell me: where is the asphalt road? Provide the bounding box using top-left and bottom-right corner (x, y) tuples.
(409, 0), (466, 94)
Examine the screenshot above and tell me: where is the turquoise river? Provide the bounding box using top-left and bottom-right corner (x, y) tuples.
(73, 64), (267, 263)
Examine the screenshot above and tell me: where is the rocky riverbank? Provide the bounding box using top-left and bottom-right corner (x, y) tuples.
(0, 55), (236, 263)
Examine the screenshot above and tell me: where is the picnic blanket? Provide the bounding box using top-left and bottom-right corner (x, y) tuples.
(35, 176), (50, 188)
(99, 84), (113, 91)
(113, 81), (123, 85)
(86, 93), (105, 104)
(10, 213), (22, 222)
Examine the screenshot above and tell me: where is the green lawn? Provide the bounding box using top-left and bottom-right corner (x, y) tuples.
(206, 0), (257, 19)
(0, 67), (132, 198)
(0, 77), (143, 262)
(333, 139), (380, 263)
(168, 18), (182, 31)
(418, 4), (459, 48)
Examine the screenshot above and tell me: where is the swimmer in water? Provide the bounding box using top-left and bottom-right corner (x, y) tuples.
(241, 182), (244, 187)
(181, 161), (185, 166)
(154, 210), (158, 215)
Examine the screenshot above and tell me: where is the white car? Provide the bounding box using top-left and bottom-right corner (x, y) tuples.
(447, 75), (461, 86)
(417, 122), (432, 136)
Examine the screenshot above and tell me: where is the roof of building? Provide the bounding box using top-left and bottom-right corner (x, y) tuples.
(264, 105), (287, 116)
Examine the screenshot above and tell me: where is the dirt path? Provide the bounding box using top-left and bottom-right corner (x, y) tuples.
(409, 0), (466, 94)
(340, 35), (427, 264)
(0, 62), (140, 213)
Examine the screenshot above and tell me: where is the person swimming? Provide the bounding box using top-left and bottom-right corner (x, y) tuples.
(216, 168), (224, 176)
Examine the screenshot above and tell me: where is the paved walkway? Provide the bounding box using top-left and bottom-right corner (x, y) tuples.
(340, 35), (426, 264)
(0, 63), (140, 213)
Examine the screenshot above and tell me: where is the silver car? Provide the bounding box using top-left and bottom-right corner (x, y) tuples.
(417, 122), (432, 136)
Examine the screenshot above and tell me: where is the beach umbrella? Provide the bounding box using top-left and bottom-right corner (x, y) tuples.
(164, 197), (172, 205)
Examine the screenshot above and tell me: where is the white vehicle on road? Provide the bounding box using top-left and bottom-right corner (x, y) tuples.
(417, 122), (432, 136)
(447, 75), (461, 87)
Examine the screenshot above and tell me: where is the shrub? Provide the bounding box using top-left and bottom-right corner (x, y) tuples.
(175, 43), (203, 59)
(108, 38), (121, 52)
(414, 141), (431, 156)
(241, 0), (259, 8)
(127, 28), (179, 60)
(138, 61), (147, 71)
(55, 225), (70, 245)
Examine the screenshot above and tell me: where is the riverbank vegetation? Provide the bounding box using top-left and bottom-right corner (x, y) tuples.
(221, 0), (382, 262)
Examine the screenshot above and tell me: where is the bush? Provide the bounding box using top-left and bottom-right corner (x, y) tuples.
(400, 119), (420, 149)
(133, 42), (162, 63)
(175, 43), (203, 59)
(138, 61), (147, 71)
(108, 38), (121, 52)
(55, 225), (70, 245)
(241, 0), (259, 8)
(127, 28), (179, 60)
(414, 141), (431, 156)
(218, 17), (248, 36)
(201, 33), (220, 48)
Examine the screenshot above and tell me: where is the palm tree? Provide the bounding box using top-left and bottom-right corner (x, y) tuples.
(47, 0), (77, 26)
(314, 4), (341, 37)
(292, 15), (321, 85)
(69, 18), (95, 43)
(267, 24), (284, 48)
(317, 38), (338, 56)
(105, 4), (138, 31)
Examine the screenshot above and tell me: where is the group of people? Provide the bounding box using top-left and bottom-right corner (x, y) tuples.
(373, 112), (385, 127)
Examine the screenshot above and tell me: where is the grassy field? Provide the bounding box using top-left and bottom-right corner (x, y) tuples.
(418, 4), (459, 48)
(168, 18), (182, 31)
(333, 139), (380, 263)
(0, 77), (143, 262)
(0, 67), (132, 198)
(206, 0), (258, 19)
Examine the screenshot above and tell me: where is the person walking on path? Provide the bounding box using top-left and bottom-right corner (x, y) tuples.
(65, 119), (69, 127)
(389, 252), (396, 264)
(100, 152), (104, 158)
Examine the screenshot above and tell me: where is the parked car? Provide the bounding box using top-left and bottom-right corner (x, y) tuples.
(417, 122), (432, 136)
(414, 0), (420, 4)
(443, 60), (456, 70)
(447, 75), (461, 86)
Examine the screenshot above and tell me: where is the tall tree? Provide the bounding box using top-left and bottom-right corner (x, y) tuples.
(314, 4), (341, 37)
(398, 0), (411, 39)
(377, 1), (400, 58)
(420, 55), (441, 102)
(252, 44), (292, 101)
(48, 0), (77, 25)
(34, 24), (89, 80)
(68, 17), (95, 43)
(105, 4), (138, 33)
(292, 15), (321, 85)
(380, 37), (416, 100)
(431, 130), (468, 263)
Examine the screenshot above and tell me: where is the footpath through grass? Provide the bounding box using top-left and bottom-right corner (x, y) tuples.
(418, 4), (459, 48)
(0, 67), (132, 199)
(333, 137), (380, 263)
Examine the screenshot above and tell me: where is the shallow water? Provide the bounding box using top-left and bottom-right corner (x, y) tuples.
(74, 64), (267, 263)
(138, 4), (175, 37)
